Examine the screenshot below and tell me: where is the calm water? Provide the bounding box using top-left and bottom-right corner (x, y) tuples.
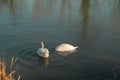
(0, 0), (120, 80)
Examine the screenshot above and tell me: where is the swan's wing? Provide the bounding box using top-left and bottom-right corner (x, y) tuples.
(37, 49), (43, 56)
(44, 48), (49, 53)
(55, 44), (77, 51)
(37, 48), (49, 58)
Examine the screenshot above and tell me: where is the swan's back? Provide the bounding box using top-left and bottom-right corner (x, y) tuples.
(55, 44), (78, 52)
(37, 48), (49, 58)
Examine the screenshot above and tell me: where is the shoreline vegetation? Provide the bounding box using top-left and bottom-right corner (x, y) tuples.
(0, 57), (119, 80)
(0, 57), (21, 80)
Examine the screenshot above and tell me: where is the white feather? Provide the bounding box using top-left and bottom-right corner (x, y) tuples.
(37, 42), (49, 58)
(55, 44), (78, 52)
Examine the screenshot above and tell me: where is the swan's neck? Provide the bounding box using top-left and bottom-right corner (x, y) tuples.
(41, 42), (44, 48)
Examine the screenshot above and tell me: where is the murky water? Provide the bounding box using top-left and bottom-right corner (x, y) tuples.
(0, 0), (120, 80)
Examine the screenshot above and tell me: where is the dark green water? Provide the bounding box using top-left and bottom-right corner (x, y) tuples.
(0, 0), (120, 80)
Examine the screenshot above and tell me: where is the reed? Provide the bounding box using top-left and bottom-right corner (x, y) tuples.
(0, 57), (21, 80)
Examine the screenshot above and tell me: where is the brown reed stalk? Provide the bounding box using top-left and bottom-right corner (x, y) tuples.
(0, 57), (21, 80)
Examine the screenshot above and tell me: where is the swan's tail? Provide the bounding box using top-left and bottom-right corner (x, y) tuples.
(74, 46), (78, 49)
(41, 41), (44, 48)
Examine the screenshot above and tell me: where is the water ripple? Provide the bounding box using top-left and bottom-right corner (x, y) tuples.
(4, 43), (66, 68)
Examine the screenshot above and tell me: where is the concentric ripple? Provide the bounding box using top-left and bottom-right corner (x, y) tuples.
(4, 43), (66, 68)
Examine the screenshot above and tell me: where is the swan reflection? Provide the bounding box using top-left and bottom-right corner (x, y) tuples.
(38, 57), (49, 67)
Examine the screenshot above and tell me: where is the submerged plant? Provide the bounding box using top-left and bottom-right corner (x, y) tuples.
(0, 57), (21, 80)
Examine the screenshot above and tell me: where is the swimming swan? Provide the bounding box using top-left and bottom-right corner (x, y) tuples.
(37, 42), (49, 58)
(55, 44), (78, 52)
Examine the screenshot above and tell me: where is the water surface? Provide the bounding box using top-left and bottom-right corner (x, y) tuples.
(0, 0), (120, 80)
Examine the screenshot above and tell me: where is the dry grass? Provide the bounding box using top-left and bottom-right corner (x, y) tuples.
(0, 57), (21, 80)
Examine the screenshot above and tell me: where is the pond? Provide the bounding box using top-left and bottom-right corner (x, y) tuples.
(0, 0), (120, 80)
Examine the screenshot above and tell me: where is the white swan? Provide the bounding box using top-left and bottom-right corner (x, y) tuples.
(37, 42), (49, 58)
(55, 43), (78, 52)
